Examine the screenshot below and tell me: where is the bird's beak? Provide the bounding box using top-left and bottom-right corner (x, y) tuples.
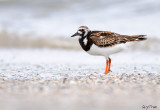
(71, 32), (79, 37)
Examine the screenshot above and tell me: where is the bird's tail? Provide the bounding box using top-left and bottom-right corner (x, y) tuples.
(124, 35), (147, 42)
(125, 35), (147, 42)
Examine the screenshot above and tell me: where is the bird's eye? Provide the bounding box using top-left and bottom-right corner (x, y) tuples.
(79, 29), (84, 31)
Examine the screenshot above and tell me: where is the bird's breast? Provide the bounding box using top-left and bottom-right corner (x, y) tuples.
(86, 43), (129, 57)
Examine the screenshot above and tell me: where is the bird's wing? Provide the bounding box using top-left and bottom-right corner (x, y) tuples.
(90, 31), (146, 47)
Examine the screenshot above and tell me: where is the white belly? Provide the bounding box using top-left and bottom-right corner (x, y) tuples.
(87, 43), (132, 58)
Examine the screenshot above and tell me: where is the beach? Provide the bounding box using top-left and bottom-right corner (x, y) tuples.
(0, 49), (159, 110)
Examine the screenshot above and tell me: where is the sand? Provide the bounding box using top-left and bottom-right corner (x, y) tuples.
(0, 49), (160, 110)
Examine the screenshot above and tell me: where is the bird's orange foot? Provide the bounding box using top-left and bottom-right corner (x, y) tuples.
(104, 70), (111, 75)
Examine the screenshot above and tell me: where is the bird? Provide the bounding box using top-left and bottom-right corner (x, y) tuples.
(71, 26), (147, 74)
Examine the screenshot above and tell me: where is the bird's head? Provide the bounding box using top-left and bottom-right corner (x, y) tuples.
(71, 26), (90, 38)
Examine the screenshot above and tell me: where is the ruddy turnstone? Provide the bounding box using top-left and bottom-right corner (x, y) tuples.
(71, 26), (147, 74)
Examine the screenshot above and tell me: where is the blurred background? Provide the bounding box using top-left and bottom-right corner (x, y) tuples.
(0, 0), (160, 51)
(0, 1), (160, 110)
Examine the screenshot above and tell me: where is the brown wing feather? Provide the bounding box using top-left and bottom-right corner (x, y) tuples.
(90, 31), (146, 47)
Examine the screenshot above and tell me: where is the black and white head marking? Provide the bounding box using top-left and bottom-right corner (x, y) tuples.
(78, 26), (90, 37)
(71, 26), (90, 38)
(71, 26), (93, 51)
(77, 26), (90, 46)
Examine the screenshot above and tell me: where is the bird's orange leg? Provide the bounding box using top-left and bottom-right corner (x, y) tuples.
(104, 60), (109, 74)
(104, 57), (111, 75)
(108, 58), (111, 72)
